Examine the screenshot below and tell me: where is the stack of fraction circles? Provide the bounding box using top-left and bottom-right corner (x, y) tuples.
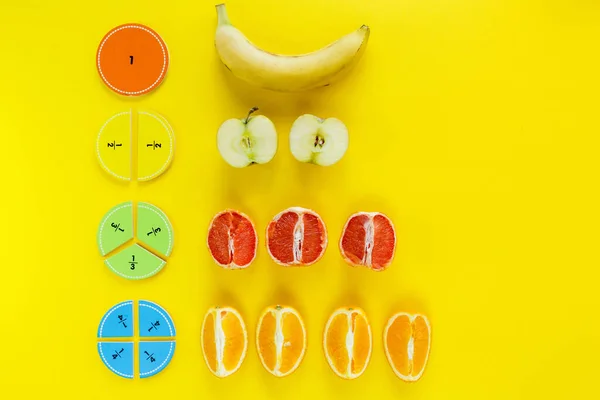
(96, 23), (174, 182)
(95, 23), (176, 379)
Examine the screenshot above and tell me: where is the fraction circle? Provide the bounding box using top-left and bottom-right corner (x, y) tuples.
(97, 202), (134, 255)
(96, 111), (132, 181)
(97, 201), (174, 280)
(137, 111), (175, 181)
(97, 300), (176, 379)
(96, 23), (169, 96)
(97, 110), (175, 182)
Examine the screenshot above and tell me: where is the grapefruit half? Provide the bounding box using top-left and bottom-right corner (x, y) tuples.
(339, 212), (396, 271)
(207, 210), (257, 269)
(266, 207), (327, 266)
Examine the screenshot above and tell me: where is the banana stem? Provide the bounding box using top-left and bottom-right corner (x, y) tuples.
(245, 107), (259, 124)
(216, 3), (231, 26)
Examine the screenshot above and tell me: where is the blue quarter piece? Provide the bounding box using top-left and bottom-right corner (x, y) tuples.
(97, 342), (134, 379)
(139, 341), (176, 378)
(97, 300), (134, 338)
(138, 300), (175, 337)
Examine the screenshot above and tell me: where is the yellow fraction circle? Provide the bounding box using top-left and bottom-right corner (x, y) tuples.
(137, 111), (175, 181)
(96, 110), (175, 181)
(96, 111), (132, 180)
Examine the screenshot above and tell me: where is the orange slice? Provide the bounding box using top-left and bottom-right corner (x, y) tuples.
(201, 306), (248, 378)
(323, 307), (372, 379)
(256, 305), (306, 377)
(384, 312), (431, 382)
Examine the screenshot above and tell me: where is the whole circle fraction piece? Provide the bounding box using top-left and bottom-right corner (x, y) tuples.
(97, 24), (169, 96)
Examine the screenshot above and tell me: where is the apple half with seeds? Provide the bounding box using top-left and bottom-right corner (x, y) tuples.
(289, 114), (349, 166)
(217, 107), (277, 168)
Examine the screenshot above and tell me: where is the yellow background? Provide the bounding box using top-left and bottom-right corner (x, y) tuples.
(1, 0), (599, 398)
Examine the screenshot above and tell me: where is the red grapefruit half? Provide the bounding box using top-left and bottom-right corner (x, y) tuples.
(207, 210), (257, 269)
(339, 212), (396, 271)
(266, 207), (327, 266)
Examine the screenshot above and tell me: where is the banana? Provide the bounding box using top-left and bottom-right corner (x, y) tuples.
(214, 3), (370, 92)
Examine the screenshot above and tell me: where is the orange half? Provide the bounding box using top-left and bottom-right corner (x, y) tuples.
(256, 305), (307, 377)
(323, 307), (372, 379)
(384, 312), (431, 382)
(201, 306), (248, 378)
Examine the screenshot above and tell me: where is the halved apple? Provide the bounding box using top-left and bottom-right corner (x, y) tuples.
(289, 114), (348, 166)
(217, 107), (278, 168)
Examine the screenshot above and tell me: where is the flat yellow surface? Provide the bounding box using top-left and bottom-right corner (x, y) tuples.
(1, 0), (599, 398)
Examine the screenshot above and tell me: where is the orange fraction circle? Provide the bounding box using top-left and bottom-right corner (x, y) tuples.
(96, 24), (169, 96)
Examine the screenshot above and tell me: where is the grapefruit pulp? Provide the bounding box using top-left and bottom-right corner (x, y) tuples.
(207, 210), (257, 269)
(266, 207), (327, 266)
(339, 212), (396, 271)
